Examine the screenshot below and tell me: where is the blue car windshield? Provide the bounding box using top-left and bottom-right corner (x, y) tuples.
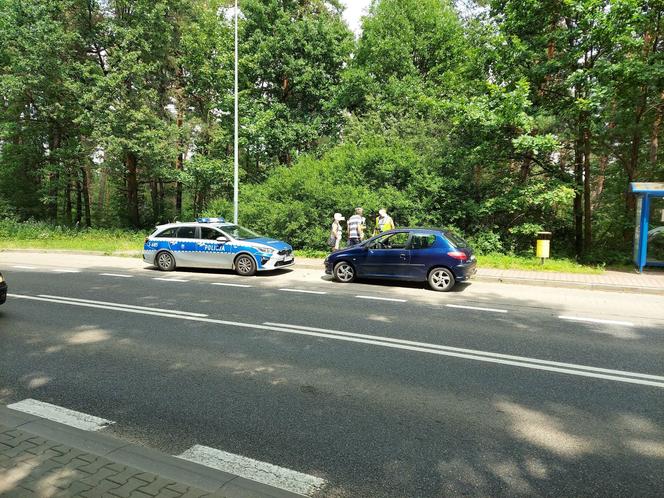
(222, 225), (263, 240)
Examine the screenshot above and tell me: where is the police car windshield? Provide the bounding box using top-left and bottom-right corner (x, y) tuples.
(222, 225), (263, 240)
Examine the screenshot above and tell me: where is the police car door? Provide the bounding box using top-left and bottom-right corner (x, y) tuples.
(171, 225), (199, 267)
(197, 226), (234, 269)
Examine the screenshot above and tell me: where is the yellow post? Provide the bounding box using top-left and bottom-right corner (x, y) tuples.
(535, 232), (552, 264)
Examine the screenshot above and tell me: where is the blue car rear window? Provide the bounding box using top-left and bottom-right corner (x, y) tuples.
(443, 230), (468, 248)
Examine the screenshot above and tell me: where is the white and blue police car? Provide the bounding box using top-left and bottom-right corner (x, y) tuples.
(143, 218), (294, 276)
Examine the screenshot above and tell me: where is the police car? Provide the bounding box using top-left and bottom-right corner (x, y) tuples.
(143, 218), (294, 276)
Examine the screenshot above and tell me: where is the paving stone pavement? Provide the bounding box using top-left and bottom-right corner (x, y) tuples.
(0, 424), (219, 498)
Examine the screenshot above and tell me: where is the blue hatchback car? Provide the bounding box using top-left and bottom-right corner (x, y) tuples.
(144, 218), (294, 276)
(324, 228), (476, 291)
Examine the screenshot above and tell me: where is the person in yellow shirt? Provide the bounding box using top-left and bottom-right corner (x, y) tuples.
(374, 208), (395, 235)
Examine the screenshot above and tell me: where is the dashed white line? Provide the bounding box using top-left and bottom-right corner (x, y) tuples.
(7, 399), (114, 431)
(100, 273), (133, 278)
(559, 316), (635, 327)
(153, 277), (189, 283)
(355, 295), (407, 303)
(37, 294), (208, 317)
(279, 288), (327, 295)
(51, 269), (80, 273)
(446, 304), (508, 314)
(178, 445), (326, 496)
(12, 265), (37, 269)
(211, 282), (252, 288)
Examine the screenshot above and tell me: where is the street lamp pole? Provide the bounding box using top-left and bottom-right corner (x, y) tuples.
(233, 0), (239, 224)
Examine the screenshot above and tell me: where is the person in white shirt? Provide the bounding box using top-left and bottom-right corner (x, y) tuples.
(329, 212), (345, 251)
(347, 207), (365, 246)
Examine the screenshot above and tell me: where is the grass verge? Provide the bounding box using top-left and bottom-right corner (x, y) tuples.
(0, 221), (605, 274)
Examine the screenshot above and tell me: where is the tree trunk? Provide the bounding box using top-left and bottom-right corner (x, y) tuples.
(126, 151), (140, 227)
(81, 166), (92, 228)
(97, 167), (107, 215)
(583, 124), (592, 255)
(150, 179), (160, 224)
(64, 174), (72, 226)
(175, 66), (185, 219)
(75, 171), (82, 226)
(650, 90), (664, 166)
(48, 130), (61, 221)
(574, 134), (584, 258)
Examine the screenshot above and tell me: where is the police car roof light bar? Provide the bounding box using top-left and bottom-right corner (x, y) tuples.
(196, 217), (225, 223)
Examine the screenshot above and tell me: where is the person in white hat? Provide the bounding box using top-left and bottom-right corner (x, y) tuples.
(328, 212), (345, 251)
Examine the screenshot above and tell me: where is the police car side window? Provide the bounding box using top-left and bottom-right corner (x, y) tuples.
(200, 227), (221, 240)
(155, 228), (176, 238)
(176, 226), (197, 239)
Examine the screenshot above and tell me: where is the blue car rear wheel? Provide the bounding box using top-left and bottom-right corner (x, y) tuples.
(428, 267), (455, 292)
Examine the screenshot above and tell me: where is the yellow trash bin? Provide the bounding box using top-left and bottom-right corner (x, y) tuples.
(536, 232), (552, 260)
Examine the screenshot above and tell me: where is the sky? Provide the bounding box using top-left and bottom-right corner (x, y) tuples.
(340, 0), (372, 35)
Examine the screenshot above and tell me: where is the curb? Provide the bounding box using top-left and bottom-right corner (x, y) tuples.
(473, 275), (664, 296)
(293, 261), (664, 296)
(0, 405), (302, 498)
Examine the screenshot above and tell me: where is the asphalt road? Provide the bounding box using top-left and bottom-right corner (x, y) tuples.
(1, 262), (663, 497)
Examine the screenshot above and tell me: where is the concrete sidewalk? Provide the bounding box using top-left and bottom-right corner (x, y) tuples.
(0, 406), (299, 498)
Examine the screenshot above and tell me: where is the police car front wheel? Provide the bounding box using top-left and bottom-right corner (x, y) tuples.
(235, 255), (257, 276)
(156, 251), (176, 271)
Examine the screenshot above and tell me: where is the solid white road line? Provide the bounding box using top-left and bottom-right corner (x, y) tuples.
(264, 322), (664, 386)
(12, 265), (37, 269)
(211, 282), (252, 288)
(37, 294), (208, 317)
(153, 277), (189, 283)
(559, 315), (635, 327)
(279, 288), (327, 295)
(51, 269), (80, 273)
(446, 304), (508, 314)
(7, 399), (114, 431)
(355, 295), (407, 303)
(100, 273), (133, 278)
(178, 445), (326, 496)
(10, 294), (664, 388)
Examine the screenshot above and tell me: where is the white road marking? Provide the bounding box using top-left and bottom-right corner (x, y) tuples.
(10, 294), (664, 389)
(559, 316), (635, 327)
(355, 295), (407, 303)
(153, 277), (189, 283)
(37, 294), (207, 317)
(7, 399), (114, 431)
(446, 304), (508, 314)
(211, 282), (252, 288)
(178, 445), (326, 496)
(12, 265), (37, 269)
(51, 269), (80, 273)
(279, 288), (327, 295)
(100, 273), (133, 278)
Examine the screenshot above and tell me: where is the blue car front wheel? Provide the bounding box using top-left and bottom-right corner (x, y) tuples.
(334, 261), (355, 283)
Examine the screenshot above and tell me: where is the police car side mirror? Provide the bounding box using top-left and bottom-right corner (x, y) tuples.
(216, 236), (229, 243)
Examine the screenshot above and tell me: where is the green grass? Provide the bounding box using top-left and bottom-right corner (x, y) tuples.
(0, 220), (605, 273)
(477, 253), (604, 274)
(0, 220), (146, 255)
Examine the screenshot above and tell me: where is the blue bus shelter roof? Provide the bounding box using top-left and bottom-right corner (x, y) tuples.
(630, 182), (664, 195)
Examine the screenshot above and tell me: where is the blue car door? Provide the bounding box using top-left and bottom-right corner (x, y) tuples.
(362, 231), (411, 278)
(407, 232), (439, 279)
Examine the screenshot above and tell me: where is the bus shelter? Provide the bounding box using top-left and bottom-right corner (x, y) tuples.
(630, 182), (664, 272)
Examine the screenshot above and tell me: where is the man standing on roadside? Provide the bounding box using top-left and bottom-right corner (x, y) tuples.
(347, 207), (365, 246)
(374, 208), (394, 235)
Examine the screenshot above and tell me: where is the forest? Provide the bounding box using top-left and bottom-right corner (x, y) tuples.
(0, 0), (662, 261)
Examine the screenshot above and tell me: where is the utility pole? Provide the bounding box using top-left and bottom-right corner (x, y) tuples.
(233, 0), (239, 224)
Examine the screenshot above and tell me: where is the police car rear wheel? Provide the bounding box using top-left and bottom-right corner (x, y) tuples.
(428, 267), (455, 292)
(156, 251), (175, 271)
(334, 262), (355, 283)
(235, 255), (256, 276)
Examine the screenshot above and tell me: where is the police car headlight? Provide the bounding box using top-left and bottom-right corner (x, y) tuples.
(257, 245), (276, 255)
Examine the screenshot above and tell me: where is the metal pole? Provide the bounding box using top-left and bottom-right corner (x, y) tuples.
(233, 0), (239, 224)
